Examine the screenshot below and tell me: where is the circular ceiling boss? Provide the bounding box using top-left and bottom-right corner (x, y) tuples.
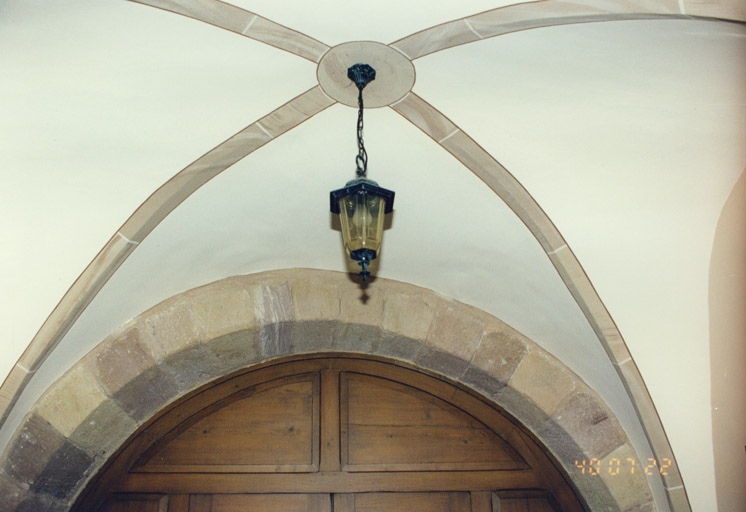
(317, 41), (415, 108)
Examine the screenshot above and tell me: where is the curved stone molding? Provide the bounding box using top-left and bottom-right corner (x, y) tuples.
(0, 270), (654, 512)
(127, 0), (330, 62)
(391, 0), (746, 60)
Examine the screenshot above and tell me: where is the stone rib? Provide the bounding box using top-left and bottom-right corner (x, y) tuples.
(127, 0), (330, 62)
(0, 86), (335, 431)
(390, 0), (745, 60)
(390, 90), (689, 512)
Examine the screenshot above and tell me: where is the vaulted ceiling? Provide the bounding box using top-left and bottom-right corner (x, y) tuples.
(1, 1), (744, 510)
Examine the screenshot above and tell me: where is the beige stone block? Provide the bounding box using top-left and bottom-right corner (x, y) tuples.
(188, 281), (254, 343)
(94, 328), (157, 395)
(426, 302), (485, 361)
(339, 279), (385, 327)
(35, 363), (107, 438)
(509, 350), (575, 416)
(598, 443), (654, 511)
(291, 275), (340, 321)
(382, 288), (438, 341)
(470, 326), (529, 385)
(251, 280), (294, 325)
(139, 297), (200, 361)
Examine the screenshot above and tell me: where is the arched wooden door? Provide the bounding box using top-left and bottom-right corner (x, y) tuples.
(78, 356), (587, 512)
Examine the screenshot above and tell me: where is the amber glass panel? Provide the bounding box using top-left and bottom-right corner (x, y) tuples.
(339, 193), (386, 254)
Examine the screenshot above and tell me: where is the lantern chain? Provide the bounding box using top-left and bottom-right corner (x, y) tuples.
(347, 63), (376, 178)
(356, 88), (367, 177)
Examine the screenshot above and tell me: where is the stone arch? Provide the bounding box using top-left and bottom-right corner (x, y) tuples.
(0, 269), (654, 511)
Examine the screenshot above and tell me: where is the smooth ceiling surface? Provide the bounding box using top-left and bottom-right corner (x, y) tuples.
(2, 1), (745, 511)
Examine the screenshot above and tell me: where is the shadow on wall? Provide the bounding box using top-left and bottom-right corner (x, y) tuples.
(709, 169), (746, 511)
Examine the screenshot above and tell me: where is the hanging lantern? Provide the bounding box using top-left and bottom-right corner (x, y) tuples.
(330, 63), (395, 282)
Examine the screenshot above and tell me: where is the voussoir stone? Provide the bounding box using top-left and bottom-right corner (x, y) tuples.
(13, 492), (67, 512)
(140, 295), (201, 361)
(509, 349), (575, 416)
(251, 281), (294, 325)
(203, 328), (262, 375)
(426, 303), (486, 361)
(111, 365), (179, 422)
(30, 439), (93, 500)
(469, 327), (529, 385)
(291, 274), (341, 321)
(1, 414), (65, 488)
(94, 327), (157, 395)
(69, 398), (136, 458)
(35, 362), (107, 438)
(599, 443), (653, 511)
(339, 279), (385, 326)
(553, 391), (626, 459)
(188, 280), (254, 344)
(0, 472), (26, 511)
(382, 288), (438, 341)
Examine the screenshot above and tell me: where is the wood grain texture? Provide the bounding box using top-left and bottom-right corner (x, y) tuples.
(209, 493), (325, 511)
(342, 374), (527, 471)
(139, 375), (319, 471)
(116, 470), (541, 494)
(127, 0), (329, 62)
(100, 494), (167, 512)
(470, 492), (493, 512)
(320, 370), (341, 472)
(79, 358), (584, 512)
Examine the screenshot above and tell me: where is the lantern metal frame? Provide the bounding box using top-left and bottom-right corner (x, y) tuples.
(329, 63), (395, 282)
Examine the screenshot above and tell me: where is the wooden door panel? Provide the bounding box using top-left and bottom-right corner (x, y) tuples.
(137, 374), (319, 473)
(341, 374), (527, 471)
(334, 492), (470, 512)
(192, 493), (330, 512)
(494, 491), (560, 512)
(86, 359), (585, 512)
(100, 494), (167, 512)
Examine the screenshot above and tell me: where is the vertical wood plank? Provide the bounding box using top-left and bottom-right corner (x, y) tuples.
(320, 370), (340, 472)
(333, 493), (355, 512)
(189, 494), (212, 512)
(449, 492), (471, 511)
(167, 494), (190, 512)
(470, 492), (493, 512)
(309, 494), (332, 512)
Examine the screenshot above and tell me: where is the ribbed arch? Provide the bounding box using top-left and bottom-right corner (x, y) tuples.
(0, 270), (653, 511)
